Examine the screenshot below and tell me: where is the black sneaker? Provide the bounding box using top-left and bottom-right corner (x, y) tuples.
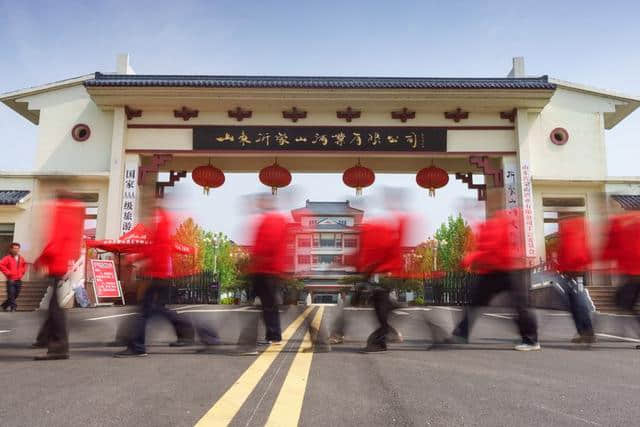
(114, 348), (148, 358)
(360, 345), (387, 353)
(34, 353), (69, 361)
(169, 340), (195, 347)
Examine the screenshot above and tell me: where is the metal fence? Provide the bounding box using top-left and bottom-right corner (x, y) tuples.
(166, 270), (219, 304)
(424, 272), (476, 306)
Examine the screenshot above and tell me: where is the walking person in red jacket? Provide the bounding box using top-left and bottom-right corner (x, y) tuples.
(239, 194), (290, 355)
(0, 242), (27, 312)
(33, 192), (85, 360)
(114, 207), (195, 357)
(449, 209), (540, 351)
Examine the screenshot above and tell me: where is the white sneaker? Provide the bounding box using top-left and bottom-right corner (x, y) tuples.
(514, 342), (541, 351)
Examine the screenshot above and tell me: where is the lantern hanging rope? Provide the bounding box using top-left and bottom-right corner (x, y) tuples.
(342, 159), (375, 196)
(416, 164), (449, 197)
(259, 159), (292, 195)
(192, 159), (225, 195)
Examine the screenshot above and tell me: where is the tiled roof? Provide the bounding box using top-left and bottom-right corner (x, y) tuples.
(611, 195), (640, 210)
(0, 190), (30, 205)
(85, 72), (555, 90)
(292, 200), (363, 217)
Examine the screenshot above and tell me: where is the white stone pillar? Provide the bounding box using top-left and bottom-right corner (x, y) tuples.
(104, 107), (127, 239)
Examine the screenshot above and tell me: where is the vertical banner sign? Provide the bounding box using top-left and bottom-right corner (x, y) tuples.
(503, 157), (524, 259)
(519, 160), (536, 258)
(120, 163), (138, 236)
(90, 259), (121, 299)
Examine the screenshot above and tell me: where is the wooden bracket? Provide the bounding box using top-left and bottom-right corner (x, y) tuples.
(444, 108), (469, 122)
(174, 106), (199, 121)
(337, 107), (361, 122)
(155, 170), (187, 199)
(228, 106), (252, 121)
(282, 107), (307, 122)
(137, 154), (173, 185)
(469, 155), (503, 187)
(125, 105), (142, 120)
(455, 173), (487, 201)
(391, 107), (415, 122)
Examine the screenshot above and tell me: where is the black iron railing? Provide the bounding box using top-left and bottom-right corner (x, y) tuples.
(424, 272), (476, 306)
(167, 270), (219, 304)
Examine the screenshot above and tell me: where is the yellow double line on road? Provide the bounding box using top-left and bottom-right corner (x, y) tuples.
(195, 306), (324, 427)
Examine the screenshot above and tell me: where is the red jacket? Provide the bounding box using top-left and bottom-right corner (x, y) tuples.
(462, 209), (524, 273)
(0, 254), (26, 280)
(601, 213), (640, 275)
(143, 208), (175, 279)
(35, 198), (85, 276)
(356, 216), (405, 277)
(557, 216), (592, 273)
(249, 211), (289, 275)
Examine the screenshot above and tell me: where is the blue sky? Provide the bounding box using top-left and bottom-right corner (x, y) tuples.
(1, 0), (639, 242)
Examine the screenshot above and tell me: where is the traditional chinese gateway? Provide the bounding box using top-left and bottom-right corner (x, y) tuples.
(1, 54), (639, 308)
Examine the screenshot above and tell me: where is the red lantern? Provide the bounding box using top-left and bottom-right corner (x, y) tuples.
(259, 161), (292, 195)
(416, 165), (449, 197)
(192, 163), (225, 195)
(343, 161), (375, 196)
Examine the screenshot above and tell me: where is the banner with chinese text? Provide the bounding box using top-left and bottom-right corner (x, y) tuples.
(120, 163), (138, 236)
(193, 126), (447, 152)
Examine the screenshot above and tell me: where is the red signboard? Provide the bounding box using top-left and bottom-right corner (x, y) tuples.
(90, 259), (121, 299)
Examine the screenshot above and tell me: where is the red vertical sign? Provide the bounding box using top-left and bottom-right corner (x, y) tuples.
(90, 259), (121, 298)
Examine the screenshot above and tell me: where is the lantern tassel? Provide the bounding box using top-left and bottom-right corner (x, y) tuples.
(272, 187), (277, 196)
(203, 187), (210, 196)
(429, 188), (436, 197)
(356, 187), (362, 196)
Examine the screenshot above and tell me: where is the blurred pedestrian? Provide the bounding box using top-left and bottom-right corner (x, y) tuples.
(556, 215), (596, 343)
(32, 191), (85, 360)
(0, 242), (27, 312)
(449, 209), (540, 351)
(114, 207), (195, 357)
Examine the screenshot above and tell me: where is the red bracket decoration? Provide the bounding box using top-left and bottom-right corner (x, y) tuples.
(125, 105), (142, 120)
(174, 106), (199, 121)
(391, 107), (415, 122)
(444, 108), (469, 122)
(155, 170), (187, 199)
(337, 107), (361, 122)
(455, 173), (487, 201)
(228, 107), (252, 121)
(469, 155), (503, 187)
(500, 108), (517, 122)
(138, 154), (173, 185)
(282, 107), (307, 122)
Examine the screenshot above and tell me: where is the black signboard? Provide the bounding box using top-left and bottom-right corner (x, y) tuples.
(193, 126), (447, 152)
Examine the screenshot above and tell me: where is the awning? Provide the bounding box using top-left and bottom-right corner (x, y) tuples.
(611, 195), (640, 211)
(86, 223), (195, 255)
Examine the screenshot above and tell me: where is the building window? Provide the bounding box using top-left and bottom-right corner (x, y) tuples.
(336, 234), (342, 247)
(344, 238), (357, 248)
(298, 255), (311, 264)
(312, 234), (320, 247)
(320, 233), (336, 247)
(298, 238), (311, 248)
(0, 223), (15, 256)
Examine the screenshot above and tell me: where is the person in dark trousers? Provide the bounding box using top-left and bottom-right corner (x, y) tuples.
(115, 207), (195, 357)
(601, 212), (640, 349)
(0, 242), (27, 312)
(33, 192), (85, 360)
(555, 215), (595, 343)
(449, 209), (540, 351)
(247, 194), (289, 350)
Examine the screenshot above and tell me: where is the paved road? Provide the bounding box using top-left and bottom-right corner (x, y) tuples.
(1, 305), (639, 426)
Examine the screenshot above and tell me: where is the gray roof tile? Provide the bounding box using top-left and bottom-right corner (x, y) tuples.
(0, 190), (30, 205)
(85, 72), (555, 90)
(611, 195), (640, 210)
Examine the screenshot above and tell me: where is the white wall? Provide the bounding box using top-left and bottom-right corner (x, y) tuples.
(18, 85), (114, 172)
(528, 88), (609, 181)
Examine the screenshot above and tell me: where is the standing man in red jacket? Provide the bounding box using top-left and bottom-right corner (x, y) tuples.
(0, 242), (27, 312)
(33, 192), (85, 360)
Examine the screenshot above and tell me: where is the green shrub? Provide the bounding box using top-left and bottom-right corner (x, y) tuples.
(221, 297), (235, 305)
(413, 296), (425, 306)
